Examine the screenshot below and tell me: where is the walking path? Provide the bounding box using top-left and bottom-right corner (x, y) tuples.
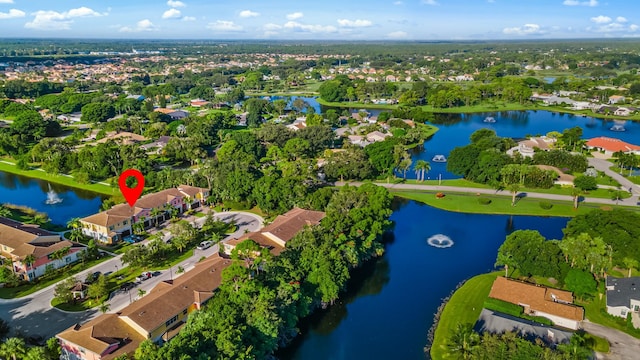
(336, 181), (639, 207)
(0, 210), (264, 339)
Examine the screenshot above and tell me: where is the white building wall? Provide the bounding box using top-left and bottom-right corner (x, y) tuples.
(607, 305), (630, 318)
(533, 311), (580, 330)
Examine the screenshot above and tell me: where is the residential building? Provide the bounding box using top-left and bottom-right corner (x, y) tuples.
(154, 108), (189, 120)
(224, 207), (325, 256)
(0, 217), (85, 281)
(57, 255), (231, 360)
(608, 95), (626, 104)
(585, 137), (640, 156)
(139, 136), (172, 154)
(488, 277), (584, 330)
(80, 185), (209, 244)
(606, 276), (640, 318)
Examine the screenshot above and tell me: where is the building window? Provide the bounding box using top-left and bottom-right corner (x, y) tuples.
(183, 309), (187, 315)
(622, 310), (627, 316)
(165, 315), (178, 327)
(66, 257), (72, 263)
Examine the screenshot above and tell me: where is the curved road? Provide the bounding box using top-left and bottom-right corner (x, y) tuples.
(0, 210), (263, 339)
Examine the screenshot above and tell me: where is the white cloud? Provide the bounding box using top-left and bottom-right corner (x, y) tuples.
(503, 23), (544, 35)
(162, 8), (181, 19)
(25, 7), (103, 30)
(422, 0), (438, 5)
(283, 21), (337, 33)
(119, 19), (157, 32)
(207, 20), (243, 32)
(393, 1), (403, 4)
(0, 8), (24, 19)
(563, 0), (598, 6)
(182, 16), (195, 21)
(264, 23), (282, 31)
(616, 16), (628, 23)
(387, 31), (408, 39)
(337, 19), (372, 28)
(286, 12), (303, 20)
(239, 10), (259, 18)
(167, 0), (186, 8)
(0, 0), (14, 3)
(590, 15), (611, 24)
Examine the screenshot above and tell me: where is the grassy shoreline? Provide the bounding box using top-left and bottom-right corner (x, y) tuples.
(0, 159), (118, 197)
(391, 189), (637, 217)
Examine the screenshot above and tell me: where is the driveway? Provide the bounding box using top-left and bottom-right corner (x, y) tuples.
(0, 210), (264, 339)
(583, 321), (640, 360)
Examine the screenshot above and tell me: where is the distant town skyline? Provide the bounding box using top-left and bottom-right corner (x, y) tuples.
(0, 0), (639, 40)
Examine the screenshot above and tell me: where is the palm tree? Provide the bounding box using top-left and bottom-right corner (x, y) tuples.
(138, 288), (146, 298)
(446, 323), (479, 360)
(66, 217), (81, 231)
(150, 207), (163, 228)
(623, 257), (639, 278)
(508, 183), (521, 207)
(571, 187), (581, 209)
(172, 236), (189, 253)
(413, 160), (431, 182)
(29, 213), (49, 226)
(99, 301), (111, 314)
(0, 337), (27, 360)
(23, 254), (35, 279)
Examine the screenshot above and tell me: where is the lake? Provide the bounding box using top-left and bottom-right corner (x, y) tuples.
(413, 110), (640, 180)
(0, 171), (105, 225)
(281, 199), (569, 360)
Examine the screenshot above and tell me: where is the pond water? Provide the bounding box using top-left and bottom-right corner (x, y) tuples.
(413, 110), (640, 180)
(0, 171), (105, 225)
(281, 199), (569, 360)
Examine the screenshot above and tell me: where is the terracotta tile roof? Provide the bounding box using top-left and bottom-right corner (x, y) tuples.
(119, 254), (231, 333)
(57, 314), (145, 360)
(489, 277), (584, 322)
(176, 184), (208, 198)
(586, 137), (640, 153)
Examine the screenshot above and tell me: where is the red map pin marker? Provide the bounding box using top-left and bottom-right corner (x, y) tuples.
(119, 169), (145, 207)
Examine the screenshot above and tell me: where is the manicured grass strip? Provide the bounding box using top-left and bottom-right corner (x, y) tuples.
(391, 189), (638, 217)
(0, 159), (117, 197)
(584, 333), (610, 354)
(577, 296), (640, 339)
(430, 272), (500, 360)
(0, 256), (112, 299)
(484, 298), (553, 326)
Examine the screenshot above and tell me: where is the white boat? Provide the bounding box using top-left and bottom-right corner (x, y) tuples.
(432, 154), (447, 162)
(610, 124), (626, 132)
(483, 116), (496, 123)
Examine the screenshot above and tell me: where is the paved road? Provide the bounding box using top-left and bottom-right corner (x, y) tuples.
(589, 158), (639, 195)
(336, 179), (639, 207)
(583, 321), (640, 360)
(0, 210), (263, 339)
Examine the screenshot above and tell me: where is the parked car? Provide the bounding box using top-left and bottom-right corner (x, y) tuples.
(120, 282), (135, 291)
(124, 235), (142, 244)
(136, 271), (152, 282)
(197, 241), (213, 250)
(86, 271), (101, 284)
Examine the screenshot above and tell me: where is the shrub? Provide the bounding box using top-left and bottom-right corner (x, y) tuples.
(539, 201), (553, 210)
(436, 192), (445, 198)
(478, 197), (492, 205)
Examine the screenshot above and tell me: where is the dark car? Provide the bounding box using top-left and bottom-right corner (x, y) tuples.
(120, 282), (135, 291)
(86, 271), (101, 284)
(26, 335), (45, 346)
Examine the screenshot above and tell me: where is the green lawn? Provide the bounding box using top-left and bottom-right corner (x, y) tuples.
(0, 159), (119, 197)
(430, 272), (500, 360)
(577, 295), (640, 339)
(0, 256), (112, 299)
(390, 189), (621, 217)
(51, 296), (104, 312)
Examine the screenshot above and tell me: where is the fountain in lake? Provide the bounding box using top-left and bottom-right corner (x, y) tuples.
(426, 234), (454, 248)
(45, 183), (63, 205)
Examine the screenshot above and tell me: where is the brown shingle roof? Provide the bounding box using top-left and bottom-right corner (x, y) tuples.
(57, 314), (145, 360)
(119, 254), (230, 333)
(12, 240), (75, 258)
(0, 216), (57, 250)
(489, 277), (584, 322)
(261, 207), (325, 244)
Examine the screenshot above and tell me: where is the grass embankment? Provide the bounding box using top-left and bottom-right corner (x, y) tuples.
(0, 159), (118, 197)
(0, 256), (112, 299)
(391, 189), (637, 217)
(316, 98), (398, 110)
(430, 272), (500, 360)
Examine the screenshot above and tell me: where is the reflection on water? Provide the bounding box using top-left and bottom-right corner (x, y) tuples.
(0, 171), (105, 224)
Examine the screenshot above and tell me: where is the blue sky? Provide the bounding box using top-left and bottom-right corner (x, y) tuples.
(0, 0), (638, 40)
